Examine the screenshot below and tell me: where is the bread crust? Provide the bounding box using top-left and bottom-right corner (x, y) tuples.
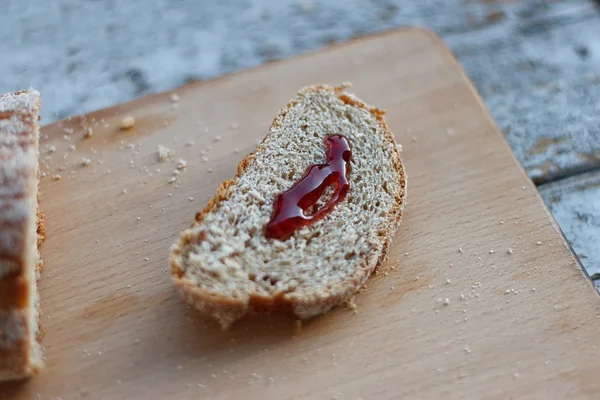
(171, 85), (406, 328)
(0, 89), (44, 380)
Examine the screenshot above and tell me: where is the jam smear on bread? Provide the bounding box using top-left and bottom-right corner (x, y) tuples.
(265, 134), (351, 240)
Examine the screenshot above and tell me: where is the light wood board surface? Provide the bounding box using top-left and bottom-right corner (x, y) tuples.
(2, 27), (600, 400)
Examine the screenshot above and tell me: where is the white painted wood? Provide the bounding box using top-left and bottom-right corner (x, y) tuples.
(540, 171), (600, 281)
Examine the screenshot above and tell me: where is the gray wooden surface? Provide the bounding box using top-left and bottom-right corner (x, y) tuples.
(450, 3), (600, 184)
(540, 172), (600, 289)
(0, 0), (598, 288)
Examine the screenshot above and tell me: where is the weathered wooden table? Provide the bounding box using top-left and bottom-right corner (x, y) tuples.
(1, 0), (598, 288)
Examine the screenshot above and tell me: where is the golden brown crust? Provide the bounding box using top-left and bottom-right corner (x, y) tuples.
(36, 193), (46, 251)
(171, 84), (406, 328)
(0, 89), (44, 380)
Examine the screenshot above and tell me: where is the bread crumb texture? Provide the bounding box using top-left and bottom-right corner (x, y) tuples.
(171, 85), (406, 328)
(157, 145), (173, 162)
(120, 116), (135, 130)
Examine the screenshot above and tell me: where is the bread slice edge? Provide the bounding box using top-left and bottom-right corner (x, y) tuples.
(0, 89), (45, 381)
(171, 84), (407, 328)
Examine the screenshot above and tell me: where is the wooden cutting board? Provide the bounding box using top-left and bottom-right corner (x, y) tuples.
(3, 27), (600, 400)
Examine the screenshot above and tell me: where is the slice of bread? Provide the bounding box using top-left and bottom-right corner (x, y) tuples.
(0, 89), (45, 381)
(171, 84), (406, 329)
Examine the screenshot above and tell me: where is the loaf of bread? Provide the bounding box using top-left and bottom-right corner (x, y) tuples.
(0, 89), (45, 380)
(171, 84), (406, 328)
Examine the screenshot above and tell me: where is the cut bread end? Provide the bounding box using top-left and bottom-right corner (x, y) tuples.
(171, 84), (406, 329)
(0, 89), (45, 380)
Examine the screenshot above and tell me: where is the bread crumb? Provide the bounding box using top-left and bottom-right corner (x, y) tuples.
(120, 116), (136, 130)
(234, 148), (240, 154)
(157, 145), (173, 161)
(202, 156), (209, 163)
(69, 144), (76, 151)
(188, 197), (194, 201)
(168, 177), (177, 184)
(489, 249), (494, 254)
(47, 145), (57, 154)
(122, 188), (127, 194)
(536, 241), (541, 245)
(215, 135), (222, 142)
(172, 170), (180, 176)
(81, 158), (92, 167)
(507, 248), (514, 254)
(231, 122), (239, 129)
(207, 168), (213, 173)
(437, 298), (450, 305)
(396, 143), (403, 152)
(63, 127), (74, 135)
(459, 247), (464, 253)
(446, 279), (452, 284)
(346, 297), (357, 310)
(176, 159), (188, 169)
(144, 258), (149, 261)
(53, 174), (61, 181)
(136, 217), (141, 221)
(170, 93), (180, 102)
(84, 126), (93, 138)
(248, 189), (265, 203)
(185, 141), (194, 147)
